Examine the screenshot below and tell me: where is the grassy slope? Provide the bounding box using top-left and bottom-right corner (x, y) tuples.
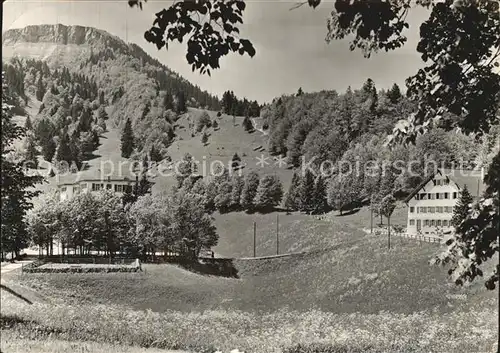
(10, 204), (497, 315)
(151, 109), (293, 193)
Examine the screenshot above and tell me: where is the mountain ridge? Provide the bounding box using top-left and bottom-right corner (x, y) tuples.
(3, 24), (128, 50)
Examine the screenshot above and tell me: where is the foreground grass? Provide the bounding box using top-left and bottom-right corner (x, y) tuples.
(1, 330), (187, 353)
(1, 292), (497, 353)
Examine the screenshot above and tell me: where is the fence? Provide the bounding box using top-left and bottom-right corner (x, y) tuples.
(398, 233), (443, 244)
(21, 257), (142, 273)
(373, 228), (443, 244)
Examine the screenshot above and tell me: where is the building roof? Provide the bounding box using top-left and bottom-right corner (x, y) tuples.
(55, 163), (147, 186)
(404, 168), (484, 203)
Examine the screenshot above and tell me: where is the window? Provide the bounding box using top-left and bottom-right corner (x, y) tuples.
(453, 192), (457, 199)
(61, 187), (67, 192)
(106, 184), (112, 190)
(436, 193), (441, 199)
(437, 220), (442, 227)
(429, 207), (435, 213)
(437, 207), (443, 213)
(73, 186), (80, 194)
(431, 220), (436, 226)
(415, 194), (419, 200)
(114, 184), (124, 192)
(443, 220), (448, 227)
(425, 220), (430, 226)
(92, 183), (103, 191)
(444, 178), (450, 185)
(410, 207), (415, 213)
(81, 183), (88, 190)
(420, 193), (427, 200)
(409, 219), (415, 226)
(419, 207), (426, 213)
(444, 193), (449, 199)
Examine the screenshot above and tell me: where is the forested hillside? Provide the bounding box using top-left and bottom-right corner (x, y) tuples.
(2, 25), (262, 170)
(261, 81), (500, 212)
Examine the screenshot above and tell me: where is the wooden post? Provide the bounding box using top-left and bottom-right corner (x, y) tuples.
(253, 222), (256, 258)
(370, 205), (373, 234)
(387, 216), (391, 249)
(276, 214), (279, 255)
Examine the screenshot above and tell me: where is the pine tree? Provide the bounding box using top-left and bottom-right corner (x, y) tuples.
(142, 102), (151, 120)
(284, 172), (301, 211)
(121, 118), (135, 158)
(387, 83), (402, 104)
(69, 133), (82, 170)
(134, 174), (152, 197)
(231, 153), (241, 169)
(312, 176), (328, 214)
(150, 145), (163, 162)
(242, 115), (254, 132)
(196, 111), (211, 132)
(142, 154), (149, 171)
(214, 181), (233, 212)
(254, 175), (284, 210)
(451, 186), (474, 228)
(176, 91), (187, 114)
(97, 106), (108, 121)
(240, 171), (260, 210)
(54, 133), (73, 171)
(41, 138), (56, 162)
(163, 91), (174, 111)
(35, 73), (45, 102)
(24, 116), (32, 131)
(201, 131), (209, 145)
(230, 174), (244, 209)
(99, 90), (105, 105)
(298, 169), (315, 213)
(24, 135), (39, 169)
(297, 87), (304, 96)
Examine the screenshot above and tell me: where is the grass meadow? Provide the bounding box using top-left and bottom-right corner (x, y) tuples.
(2, 207), (498, 352)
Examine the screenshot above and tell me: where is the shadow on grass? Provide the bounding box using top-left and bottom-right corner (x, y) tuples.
(336, 208), (361, 217)
(0, 314), (36, 329)
(245, 206), (288, 215)
(174, 258), (239, 279)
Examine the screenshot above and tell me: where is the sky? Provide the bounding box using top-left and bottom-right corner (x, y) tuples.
(3, 0), (430, 103)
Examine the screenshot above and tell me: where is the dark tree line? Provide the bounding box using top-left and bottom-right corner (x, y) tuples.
(221, 90), (261, 117)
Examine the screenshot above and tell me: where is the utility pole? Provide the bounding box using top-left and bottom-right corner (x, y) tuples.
(370, 203), (373, 234)
(388, 215), (391, 250)
(253, 221), (256, 258)
(276, 214), (279, 255)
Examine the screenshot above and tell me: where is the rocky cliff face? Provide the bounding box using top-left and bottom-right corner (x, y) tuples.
(2, 24), (128, 51)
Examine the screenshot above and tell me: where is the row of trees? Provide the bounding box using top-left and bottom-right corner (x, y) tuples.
(221, 90), (261, 117)
(27, 187), (217, 260)
(175, 154), (283, 213)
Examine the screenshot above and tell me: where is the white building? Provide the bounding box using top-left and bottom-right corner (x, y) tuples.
(404, 168), (484, 236)
(55, 168), (148, 201)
